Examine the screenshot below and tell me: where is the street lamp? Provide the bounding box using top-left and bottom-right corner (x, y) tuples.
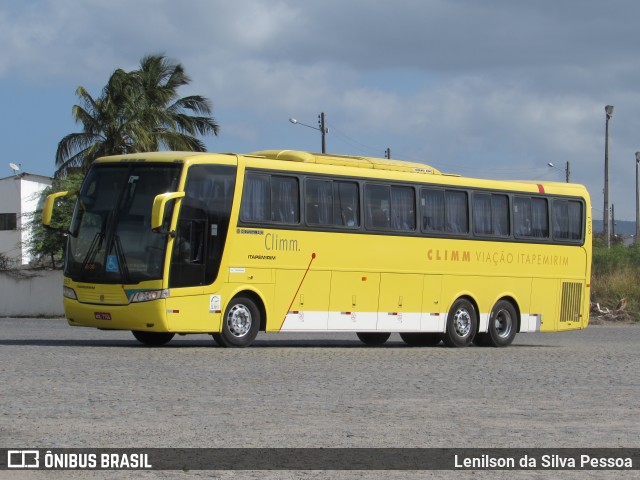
(289, 112), (328, 153)
(636, 152), (640, 245)
(547, 162), (570, 182)
(604, 105), (614, 248)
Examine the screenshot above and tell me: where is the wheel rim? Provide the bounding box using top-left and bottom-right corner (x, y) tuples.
(493, 308), (513, 338)
(227, 304), (252, 337)
(453, 308), (472, 338)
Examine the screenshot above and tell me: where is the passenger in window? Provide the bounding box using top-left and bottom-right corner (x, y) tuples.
(341, 206), (356, 227)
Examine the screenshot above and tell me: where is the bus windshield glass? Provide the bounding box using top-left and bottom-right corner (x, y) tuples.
(65, 163), (182, 284)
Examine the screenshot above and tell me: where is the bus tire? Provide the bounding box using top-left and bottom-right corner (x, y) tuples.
(357, 332), (391, 346)
(486, 300), (517, 347)
(400, 332), (442, 346)
(442, 298), (477, 348)
(132, 331), (175, 346)
(216, 296), (260, 348)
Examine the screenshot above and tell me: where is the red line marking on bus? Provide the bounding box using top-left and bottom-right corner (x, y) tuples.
(537, 184), (545, 193)
(279, 253), (316, 331)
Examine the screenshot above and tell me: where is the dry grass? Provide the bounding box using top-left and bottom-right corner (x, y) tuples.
(590, 242), (640, 323)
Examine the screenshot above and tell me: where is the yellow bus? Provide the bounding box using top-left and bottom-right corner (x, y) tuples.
(43, 149), (591, 348)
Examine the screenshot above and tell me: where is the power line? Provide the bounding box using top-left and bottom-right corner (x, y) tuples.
(325, 121), (388, 157)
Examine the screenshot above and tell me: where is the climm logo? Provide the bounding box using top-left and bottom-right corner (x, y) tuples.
(265, 233), (300, 252)
(427, 249), (471, 262)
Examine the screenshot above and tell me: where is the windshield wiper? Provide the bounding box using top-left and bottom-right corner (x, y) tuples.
(81, 232), (104, 273)
(113, 235), (131, 283)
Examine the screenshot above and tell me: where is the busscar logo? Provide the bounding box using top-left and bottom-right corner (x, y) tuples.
(8, 450), (39, 468)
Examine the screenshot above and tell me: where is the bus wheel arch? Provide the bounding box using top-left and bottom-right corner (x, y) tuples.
(443, 296), (478, 348)
(236, 289), (267, 332)
(212, 291), (264, 348)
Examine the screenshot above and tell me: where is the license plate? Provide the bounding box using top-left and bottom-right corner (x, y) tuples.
(94, 312), (112, 320)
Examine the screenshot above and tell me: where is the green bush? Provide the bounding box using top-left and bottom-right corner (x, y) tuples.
(591, 241), (640, 321)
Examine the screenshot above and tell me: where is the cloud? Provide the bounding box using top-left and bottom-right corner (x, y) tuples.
(2, 0), (640, 217)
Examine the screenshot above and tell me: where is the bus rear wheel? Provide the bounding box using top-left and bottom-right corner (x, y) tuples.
(400, 332), (442, 346)
(442, 299), (477, 348)
(357, 332), (391, 346)
(132, 331), (175, 346)
(485, 300), (517, 347)
(213, 296), (260, 348)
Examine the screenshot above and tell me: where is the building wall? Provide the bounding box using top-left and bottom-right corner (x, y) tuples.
(0, 173), (52, 265)
(19, 176), (52, 264)
(0, 176), (22, 264)
(0, 269), (64, 316)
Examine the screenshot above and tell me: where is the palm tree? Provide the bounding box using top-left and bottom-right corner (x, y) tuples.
(131, 54), (220, 152)
(55, 54), (219, 177)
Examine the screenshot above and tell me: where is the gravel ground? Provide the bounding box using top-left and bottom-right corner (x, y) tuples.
(1, 318), (638, 479)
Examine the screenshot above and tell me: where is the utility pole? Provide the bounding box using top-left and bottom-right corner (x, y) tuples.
(318, 112), (327, 154)
(565, 161), (570, 183)
(290, 113), (328, 153)
(636, 152), (640, 245)
(604, 105), (614, 248)
(385, 148), (391, 159)
(611, 204), (616, 240)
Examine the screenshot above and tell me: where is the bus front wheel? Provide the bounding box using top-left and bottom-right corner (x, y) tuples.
(132, 331), (175, 346)
(213, 296), (260, 348)
(357, 332), (391, 346)
(442, 299), (477, 348)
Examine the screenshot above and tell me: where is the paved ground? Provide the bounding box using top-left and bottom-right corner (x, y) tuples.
(1, 318), (638, 479)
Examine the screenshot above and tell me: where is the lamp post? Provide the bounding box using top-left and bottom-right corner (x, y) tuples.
(636, 152), (640, 245)
(289, 112), (328, 153)
(547, 162), (570, 182)
(604, 105), (614, 248)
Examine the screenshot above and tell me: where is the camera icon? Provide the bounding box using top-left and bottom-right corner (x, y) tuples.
(7, 450), (40, 468)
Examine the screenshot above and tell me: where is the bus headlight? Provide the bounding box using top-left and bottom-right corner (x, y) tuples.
(63, 286), (77, 300)
(130, 289), (170, 303)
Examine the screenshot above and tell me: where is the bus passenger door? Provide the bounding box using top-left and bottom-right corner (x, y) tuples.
(377, 274), (423, 331)
(328, 271), (380, 330)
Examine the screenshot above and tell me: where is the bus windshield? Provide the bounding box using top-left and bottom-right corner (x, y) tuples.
(65, 163), (182, 284)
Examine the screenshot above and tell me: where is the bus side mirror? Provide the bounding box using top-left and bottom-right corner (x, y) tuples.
(151, 192), (185, 233)
(42, 191), (70, 228)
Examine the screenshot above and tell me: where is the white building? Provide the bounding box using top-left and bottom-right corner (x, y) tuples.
(0, 172), (53, 266)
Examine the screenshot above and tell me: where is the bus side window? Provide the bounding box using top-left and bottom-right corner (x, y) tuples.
(515, 196), (548, 239)
(514, 197), (532, 237)
(531, 198), (549, 238)
(271, 176), (300, 224)
(365, 184), (390, 229)
(241, 173), (270, 222)
(445, 190), (468, 234)
(334, 181), (359, 227)
(421, 188), (445, 232)
(306, 179), (333, 225)
(473, 192), (509, 237)
(390, 186), (415, 231)
(553, 199), (582, 241)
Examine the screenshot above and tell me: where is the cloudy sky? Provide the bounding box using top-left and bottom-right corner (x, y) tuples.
(1, 0), (639, 221)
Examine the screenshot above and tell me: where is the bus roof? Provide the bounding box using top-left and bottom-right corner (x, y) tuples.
(92, 150), (587, 199)
(250, 150), (442, 175)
